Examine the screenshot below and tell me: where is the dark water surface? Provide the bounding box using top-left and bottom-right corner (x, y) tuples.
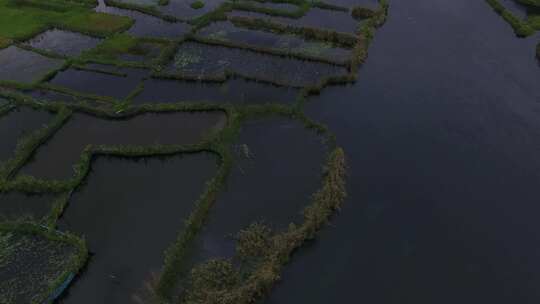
(49, 68), (149, 99)
(134, 78), (299, 104)
(20, 111), (225, 180)
(0, 192), (56, 220)
(0, 46), (64, 83)
(57, 153), (218, 304)
(266, 0), (540, 303)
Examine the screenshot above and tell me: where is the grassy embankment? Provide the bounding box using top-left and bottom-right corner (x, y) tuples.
(485, 0), (540, 36)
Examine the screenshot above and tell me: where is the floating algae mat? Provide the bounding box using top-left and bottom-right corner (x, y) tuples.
(0, 192), (57, 220)
(0, 107), (53, 162)
(228, 7), (361, 34)
(0, 227), (82, 303)
(164, 42), (348, 86)
(56, 153), (218, 304)
(0, 46), (64, 83)
(24, 29), (102, 57)
(134, 78), (299, 104)
(48, 67), (149, 99)
(19, 111), (226, 180)
(197, 21), (352, 60)
(179, 117), (326, 270)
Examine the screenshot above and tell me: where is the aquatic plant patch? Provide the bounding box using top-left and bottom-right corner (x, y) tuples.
(0, 223), (86, 304)
(0, 46), (64, 83)
(23, 29), (102, 57)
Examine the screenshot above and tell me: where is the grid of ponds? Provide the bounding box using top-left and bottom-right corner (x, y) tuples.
(0, 0), (385, 303)
(164, 41), (348, 86)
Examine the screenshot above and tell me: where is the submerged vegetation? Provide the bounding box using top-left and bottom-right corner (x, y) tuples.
(0, 0), (388, 303)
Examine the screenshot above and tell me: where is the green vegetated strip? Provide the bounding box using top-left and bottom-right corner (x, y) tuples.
(0, 221), (87, 304)
(0, 0), (133, 41)
(485, 0), (538, 36)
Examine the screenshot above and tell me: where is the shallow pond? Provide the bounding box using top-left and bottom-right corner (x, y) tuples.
(48, 67), (149, 99)
(0, 192), (57, 220)
(0, 107), (52, 162)
(197, 21), (352, 60)
(24, 29), (102, 57)
(165, 41), (348, 86)
(134, 77), (299, 104)
(56, 153), (218, 304)
(19, 111), (226, 180)
(0, 46), (64, 83)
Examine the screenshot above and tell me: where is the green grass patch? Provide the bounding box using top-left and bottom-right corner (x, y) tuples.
(0, 0), (133, 41)
(528, 13), (540, 30)
(485, 0), (536, 37)
(191, 0), (204, 9)
(0, 37), (12, 49)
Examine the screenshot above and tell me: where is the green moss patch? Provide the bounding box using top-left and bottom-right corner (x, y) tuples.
(191, 0), (205, 9)
(0, 0), (133, 41)
(81, 34), (169, 64)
